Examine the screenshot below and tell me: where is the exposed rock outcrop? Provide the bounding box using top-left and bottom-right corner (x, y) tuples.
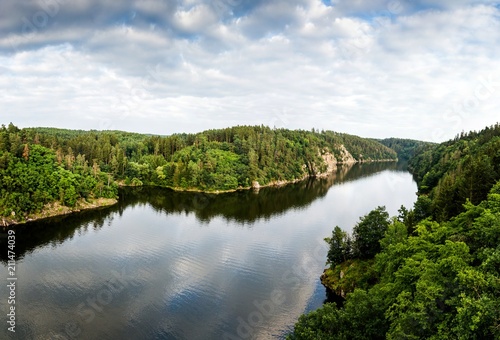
(308, 145), (357, 177)
(251, 181), (261, 189)
(309, 151), (338, 177)
(321, 152), (337, 173)
(337, 144), (356, 164)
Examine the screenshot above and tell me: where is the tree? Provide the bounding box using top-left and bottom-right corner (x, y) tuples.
(92, 159), (100, 178)
(325, 226), (352, 265)
(352, 206), (390, 259)
(397, 205), (416, 235)
(413, 195), (432, 221)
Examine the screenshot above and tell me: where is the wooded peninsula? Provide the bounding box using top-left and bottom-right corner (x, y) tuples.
(0, 123), (422, 225)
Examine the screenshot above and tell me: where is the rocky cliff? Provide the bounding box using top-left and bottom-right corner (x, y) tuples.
(310, 145), (358, 177)
(336, 144), (357, 164)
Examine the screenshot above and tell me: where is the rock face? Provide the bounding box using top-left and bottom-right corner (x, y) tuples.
(251, 143), (390, 189)
(320, 268), (346, 298)
(322, 152), (337, 173)
(309, 145), (356, 177)
(337, 144), (356, 164)
(311, 151), (337, 177)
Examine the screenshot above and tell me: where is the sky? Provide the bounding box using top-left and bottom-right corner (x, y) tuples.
(0, 0), (499, 142)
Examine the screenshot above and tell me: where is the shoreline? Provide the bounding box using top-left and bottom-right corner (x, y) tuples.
(120, 159), (397, 194)
(1, 198), (118, 228)
(2, 159), (397, 227)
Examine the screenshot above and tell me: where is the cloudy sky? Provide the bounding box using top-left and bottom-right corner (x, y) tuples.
(0, 0), (499, 141)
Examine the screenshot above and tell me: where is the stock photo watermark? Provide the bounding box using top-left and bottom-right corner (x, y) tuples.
(339, 0), (410, 60)
(103, 63), (166, 130)
(267, 108), (293, 129)
(9, 0), (69, 53)
(48, 266), (140, 340)
(223, 242), (328, 340)
(432, 74), (499, 142)
(6, 230), (17, 333)
(211, 0), (243, 16)
(102, 0), (245, 131)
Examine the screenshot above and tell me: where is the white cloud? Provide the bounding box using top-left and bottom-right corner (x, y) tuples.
(173, 4), (218, 33)
(0, 0), (499, 141)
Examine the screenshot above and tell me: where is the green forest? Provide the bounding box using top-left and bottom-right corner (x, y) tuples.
(288, 123), (500, 339)
(3, 120), (499, 337)
(0, 123), (398, 222)
(378, 138), (431, 162)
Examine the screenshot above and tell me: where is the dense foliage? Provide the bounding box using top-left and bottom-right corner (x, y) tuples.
(290, 181), (500, 340)
(1, 123), (397, 220)
(28, 126), (396, 190)
(378, 138), (431, 162)
(0, 124), (119, 220)
(289, 123), (500, 339)
(325, 206), (390, 264)
(409, 123), (500, 221)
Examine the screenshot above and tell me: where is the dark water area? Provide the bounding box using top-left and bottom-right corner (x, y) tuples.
(0, 162), (417, 340)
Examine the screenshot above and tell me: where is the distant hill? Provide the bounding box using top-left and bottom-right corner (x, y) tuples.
(409, 122), (500, 220)
(377, 137), (433, 162)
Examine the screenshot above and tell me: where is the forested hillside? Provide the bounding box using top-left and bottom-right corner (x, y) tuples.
(289, 123), (500, 339)
(409, 123), (500, 221)
(1, 123), (396, 222)
(24, 125), (396, 190)
(0, 124), (118, 222)
(378, 137), (431, 162)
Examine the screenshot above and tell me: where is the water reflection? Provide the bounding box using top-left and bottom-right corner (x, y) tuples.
(0, 162), (400, 264)
(117, 161), (404, 224)
(0, 162), (417, 340)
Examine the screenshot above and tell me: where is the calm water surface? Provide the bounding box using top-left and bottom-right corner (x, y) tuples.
(0, 162), (417, 340)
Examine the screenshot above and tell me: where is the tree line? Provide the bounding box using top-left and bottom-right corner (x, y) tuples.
(409, 122), (500, 221)
(378, 137), (431, 162)
(26, 125), (398, 190)
(288, 123), (500, 339)
(1, 123), (400, 221)
(0, 124), (118, 219)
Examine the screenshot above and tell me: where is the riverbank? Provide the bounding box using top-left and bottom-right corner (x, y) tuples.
(3, 159), (397, 226)
(1, 197), (118, 227)
(119, 159), (398, 194)
(3, 161), (419, 340)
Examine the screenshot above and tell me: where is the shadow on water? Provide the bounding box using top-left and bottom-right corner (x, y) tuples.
(118, 161), (405, 224)
(0, 162), (403, 263)
(0, 204), (117, 263)
(324, 287), (346, 308)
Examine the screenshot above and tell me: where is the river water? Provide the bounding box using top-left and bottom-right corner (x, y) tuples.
(0, 162), (417, 340)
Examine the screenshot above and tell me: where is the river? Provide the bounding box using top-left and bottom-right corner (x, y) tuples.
(0, 162), (417, 340)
